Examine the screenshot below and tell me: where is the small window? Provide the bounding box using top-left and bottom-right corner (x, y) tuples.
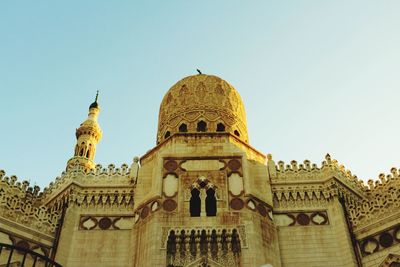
(197, 121), (207, 132)
(190, 188), (201, 217)
(234, 130), (240, 137)
(164, 131), (171, 139)
(179, 123), (188, 133)
(216, 123), (225, 132)
(205, 188), (217, 216)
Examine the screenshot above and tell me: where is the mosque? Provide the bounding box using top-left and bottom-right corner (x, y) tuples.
(0, 74), (399, 267)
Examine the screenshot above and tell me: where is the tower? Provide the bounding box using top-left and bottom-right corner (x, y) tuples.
(66, 92), (102, 171)
(132, 74), (280, 267)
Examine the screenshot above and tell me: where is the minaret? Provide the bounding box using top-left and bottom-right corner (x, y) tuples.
(66, 92), (102, 172)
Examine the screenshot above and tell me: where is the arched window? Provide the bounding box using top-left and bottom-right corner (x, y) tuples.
(190, 188), (201, 217)
(197, 121), (207, 132)
(216, 123), (225, 132)
(79, 148), (84, 156)
(179, 123), (188, 133)
(205, 188), (217, 216)
(234, 130), (240, 137)
(164, 131), (171, 139)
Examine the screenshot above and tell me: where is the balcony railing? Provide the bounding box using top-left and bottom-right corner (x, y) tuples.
(0, 243), (62, 267)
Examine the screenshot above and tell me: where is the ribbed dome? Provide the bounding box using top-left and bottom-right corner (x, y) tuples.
(157, 74), (248, 144)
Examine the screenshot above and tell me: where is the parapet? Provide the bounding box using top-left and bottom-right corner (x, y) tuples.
(269, 154), (367, 196)
(0, 170), (59, 236)
(347, 167), (400, 230)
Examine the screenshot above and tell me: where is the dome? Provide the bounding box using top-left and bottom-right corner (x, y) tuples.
(157, 74), (248, 144)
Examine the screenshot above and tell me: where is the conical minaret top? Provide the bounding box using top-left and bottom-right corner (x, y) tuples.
(67, 92), (103, 171)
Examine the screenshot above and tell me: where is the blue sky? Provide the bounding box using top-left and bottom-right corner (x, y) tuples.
(1, 1), (399, 188)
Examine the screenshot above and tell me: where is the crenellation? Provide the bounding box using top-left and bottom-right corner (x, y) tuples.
(1, 74), (399, 267)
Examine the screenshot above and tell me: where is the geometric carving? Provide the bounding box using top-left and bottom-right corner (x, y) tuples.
(98, 217), (112, 230)
(113, 217), (134, 230)
(394, 227), (400, 242)
(360, 225), (400, 255)
(163, 174), (178, 197)
(230, 198), (244, 210)
(228, 173), (243, 196)
(257, 204), (267, 217)
(274, 211), (329, 227)
(246, 200), (256, 210)
(362, 238), (379, 255)
(163, 199), (177, 212)
(227, 159), (241, 171)
(274, 214), (296, 227)
(141, 206), (150, 219)
(157, 75), (249, 144)
(380, 232), (394, 248)
(311, 212), (328, 225)
(180, 160), (224, 171)
(165, 227), (242, 267)
(82, 217), (97, 230)
(80, 215), (134, 230)
(296, 213), (310, 226)
(378, 253), (400, 267)
(164, 160), (178, 172)
(151, 201), (160, 212)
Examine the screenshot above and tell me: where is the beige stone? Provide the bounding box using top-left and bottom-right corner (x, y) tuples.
(1, 74), (399, 267)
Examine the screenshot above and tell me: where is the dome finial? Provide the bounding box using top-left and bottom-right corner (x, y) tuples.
(89, 90), (100, 109)
(196, 69), (202, 75)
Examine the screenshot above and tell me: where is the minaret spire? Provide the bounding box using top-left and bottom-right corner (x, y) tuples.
(67, 93), (103, 171)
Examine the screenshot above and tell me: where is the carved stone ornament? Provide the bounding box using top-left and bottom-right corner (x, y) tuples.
(141, 206), (150, 219)
(163, 199), (178, 212)
(164, 160), (178, 172)
(230, 198), (244, 210)
(227, 159), (241, 171)
(98, 217), (112, 230)
(296, 213), (310, 226)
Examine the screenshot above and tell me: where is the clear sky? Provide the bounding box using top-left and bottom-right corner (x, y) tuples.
(1, 1), (399, 188)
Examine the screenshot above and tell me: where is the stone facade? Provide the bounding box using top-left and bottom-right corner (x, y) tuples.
(1, 74), (399, 267)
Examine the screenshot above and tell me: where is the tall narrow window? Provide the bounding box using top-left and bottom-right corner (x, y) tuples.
(190, 188), (201, 217)
(179, 123), (188, 132)
(205, 188), (217, 216)
(216, 123), (225, 132)
(197, 121), (207, 132)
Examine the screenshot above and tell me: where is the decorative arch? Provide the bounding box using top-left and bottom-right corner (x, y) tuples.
(190, 177), (217, 217)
